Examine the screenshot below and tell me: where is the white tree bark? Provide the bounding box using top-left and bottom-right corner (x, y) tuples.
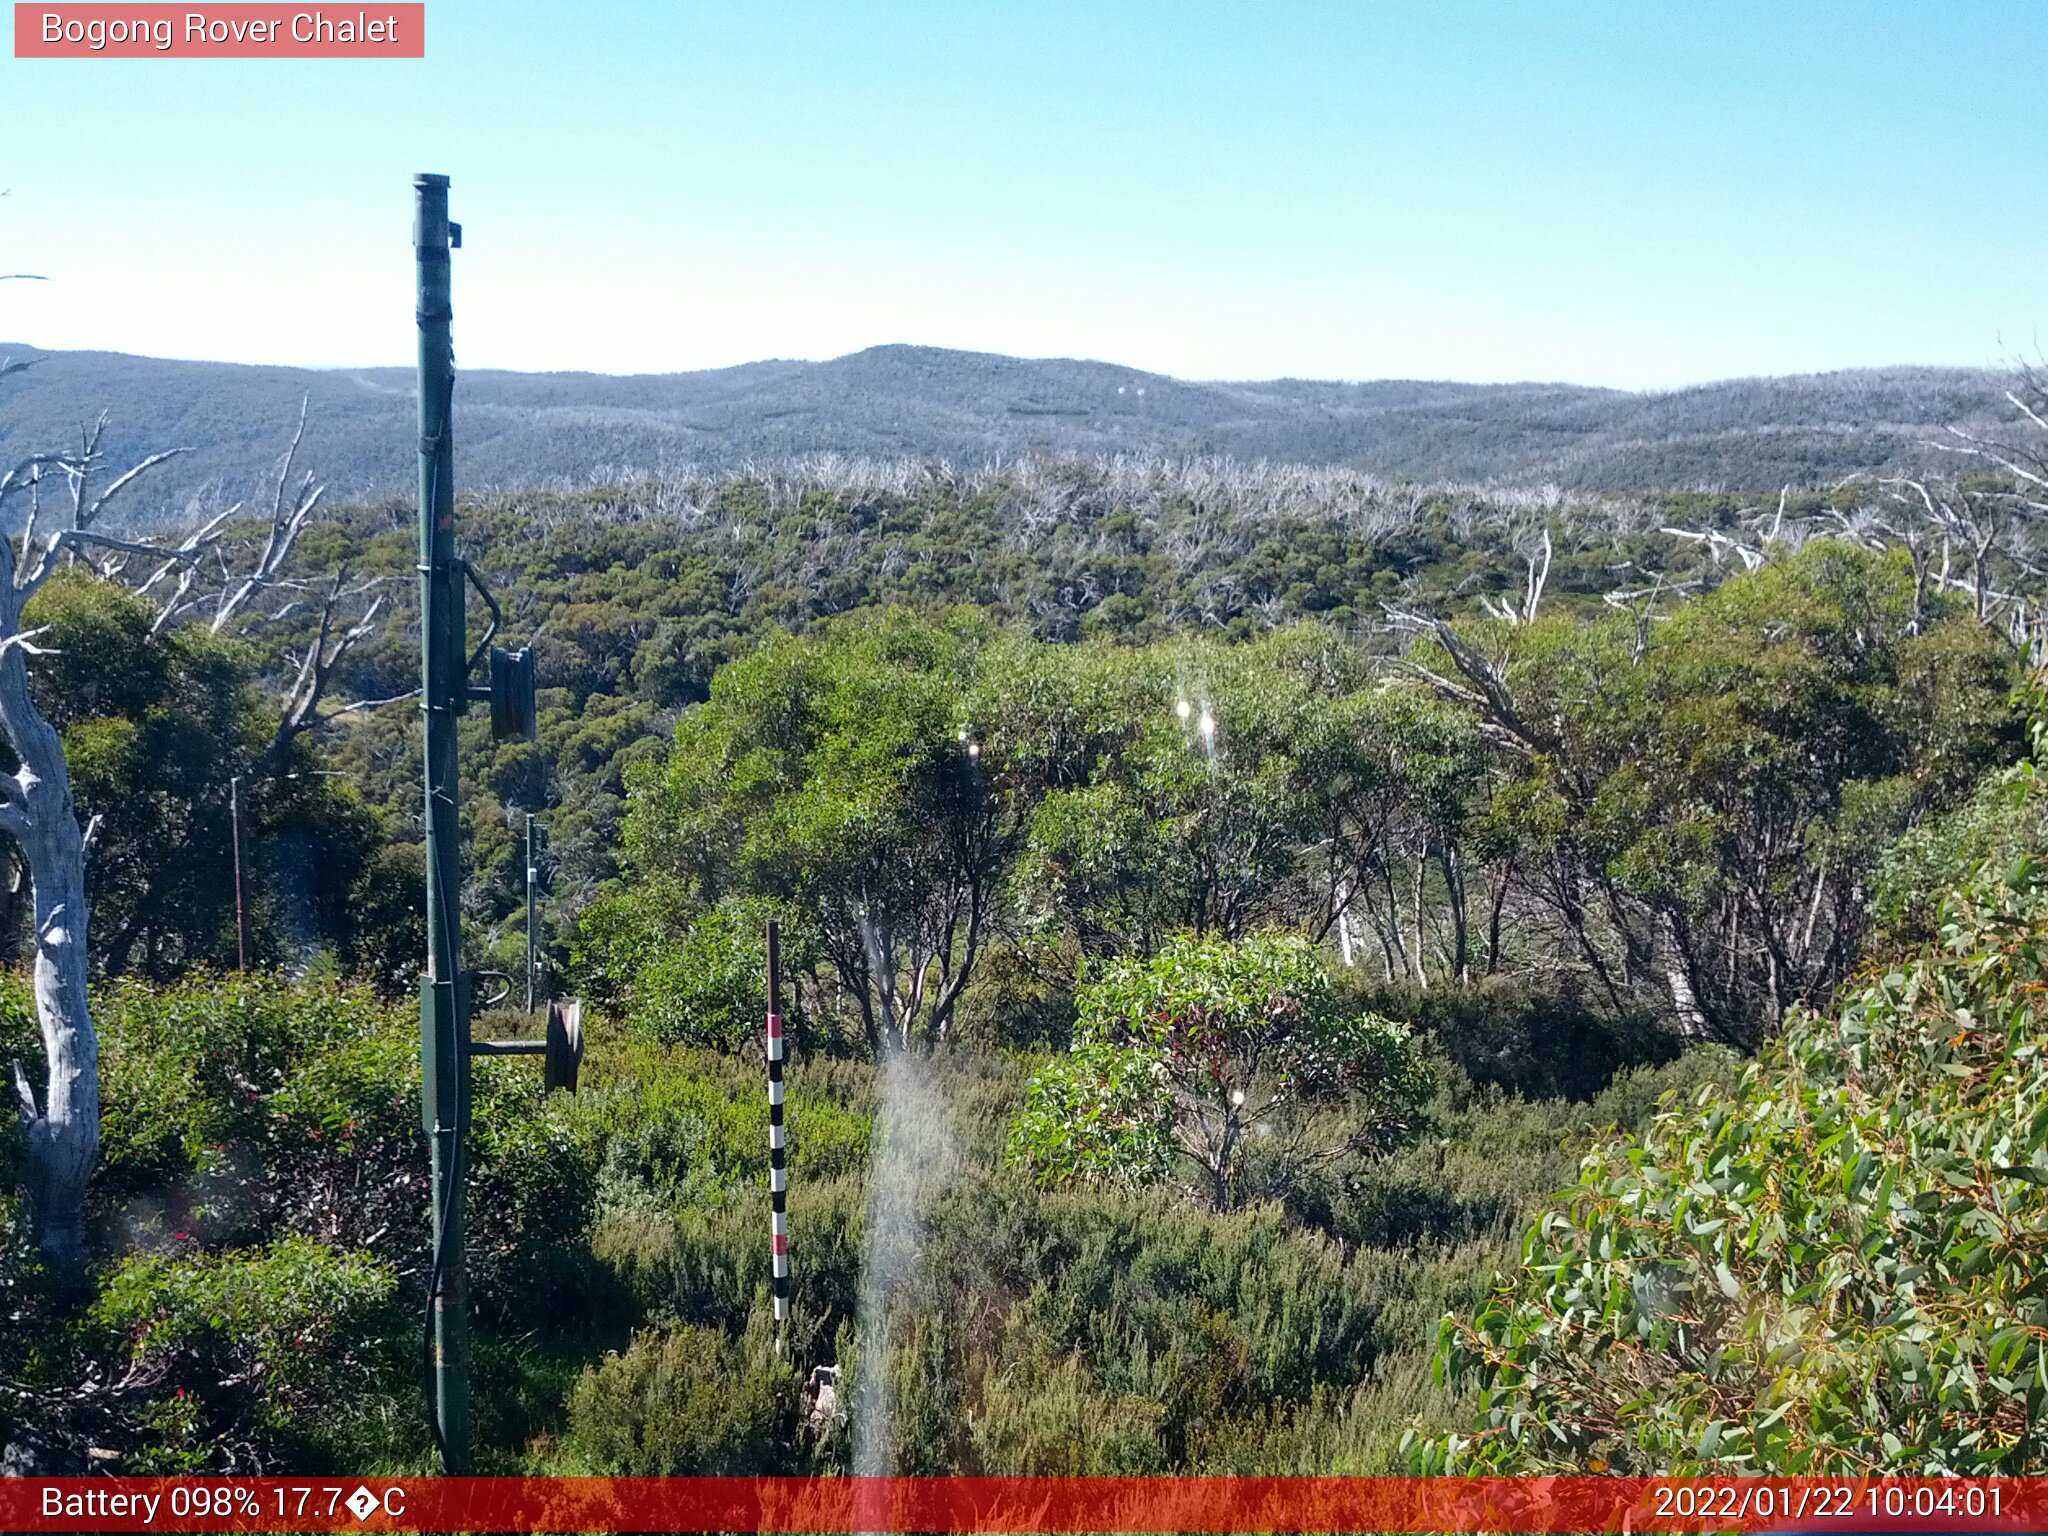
(0, 429), (183, 1275)
(3, 689), (95, 1272)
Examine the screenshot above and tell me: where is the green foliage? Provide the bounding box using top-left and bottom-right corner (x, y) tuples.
(561, 1311), (799, 1474)
(90, 973), (423, 1252)
(568, 877), (693, 1018)
(1351, 975), (1675, 1102)
(581, 1038), (871, 1199)
(1012, 932), (1432, 1209)
(1, 419), (2036, 1481)
(8, 975), (616, 1471)
(1441, 542), (2019, 1045)
(628, 609), (1014, 1049)
(618, 902), (774, 1051)
(1872, 736), (2048, 948)
(1428, 818), (2048, 1472)
(997, 629), (1477, 958)
(17, 571), (385, 978)
(970, 1350), (1170, 1474)
(92, 1237), (398, 1434)
(1008, 1039), (1173, 1189)
(583, 1042), (871, 1343)
(0, 958), (1734, 1478)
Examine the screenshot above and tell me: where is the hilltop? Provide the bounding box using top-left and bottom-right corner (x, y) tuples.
(0, 341), (2013, 524)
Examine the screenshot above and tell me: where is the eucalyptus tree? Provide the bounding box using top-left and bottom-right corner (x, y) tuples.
(626, 608), (1020, 1051)
(997, 628), (1483, 982)
(1393, 541), (2017, 1047)
(1010, 931), (1432, 1211)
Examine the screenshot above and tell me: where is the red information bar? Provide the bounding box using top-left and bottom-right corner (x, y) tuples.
(3, 1476), (2044, 1533)
(13, 4), (423, 57)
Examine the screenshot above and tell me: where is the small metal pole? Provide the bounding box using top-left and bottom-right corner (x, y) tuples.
(766, 920), (789, 1346)
(525, 812), (538, 1014)
(230, 775), (248, 971)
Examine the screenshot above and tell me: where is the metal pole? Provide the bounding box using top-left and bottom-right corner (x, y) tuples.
(525, 812), (538, 1014)
(230, 775), (248, 972)
(766, 920), (789, 1345)
(415, 171), (470, 1475)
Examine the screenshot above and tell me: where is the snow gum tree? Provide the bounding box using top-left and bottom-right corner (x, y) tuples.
(0, 410), (189, 1274)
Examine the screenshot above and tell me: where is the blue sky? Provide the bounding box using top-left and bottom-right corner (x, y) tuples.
(1, 0), (2042, 387)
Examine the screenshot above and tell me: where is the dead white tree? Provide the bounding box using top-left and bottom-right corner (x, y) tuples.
(128, 399), (407, 774)
(1659, 522), (1769, 572)
(1480, 525), (1552, 625)
(1601, 563), (1699, 664)
(0, 420), (192, 1275)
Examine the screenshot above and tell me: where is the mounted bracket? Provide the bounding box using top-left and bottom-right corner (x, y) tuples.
(471, 995), (583, 1093)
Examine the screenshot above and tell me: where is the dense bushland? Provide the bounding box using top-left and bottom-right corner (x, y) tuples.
(588, 545), (2016, 1059)
(0, 961), (1730, 1473)
(19, 440), (2031, 1043)
(2, 424), (2043, 1474)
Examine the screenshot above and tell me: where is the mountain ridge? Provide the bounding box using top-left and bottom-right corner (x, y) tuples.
(0, 341), (2013, 524)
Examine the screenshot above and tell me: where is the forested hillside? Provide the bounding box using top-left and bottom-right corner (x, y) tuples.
(0, 342), (2014, 518)
(2, 380), (2045, 1477)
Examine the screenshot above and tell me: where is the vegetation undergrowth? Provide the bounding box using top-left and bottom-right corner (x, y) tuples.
(1424, 714), (2048, 1473)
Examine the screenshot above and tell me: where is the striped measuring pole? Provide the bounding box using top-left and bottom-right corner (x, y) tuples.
(766, 920), (790, 1339)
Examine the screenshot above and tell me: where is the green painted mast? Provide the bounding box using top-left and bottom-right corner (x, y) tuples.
(415, 170), (470, 1475)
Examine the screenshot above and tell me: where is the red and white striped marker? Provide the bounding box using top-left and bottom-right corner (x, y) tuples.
(766, 921), (789, 1332)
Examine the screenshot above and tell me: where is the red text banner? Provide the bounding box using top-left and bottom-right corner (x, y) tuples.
(2, 1476), (2043, 1533)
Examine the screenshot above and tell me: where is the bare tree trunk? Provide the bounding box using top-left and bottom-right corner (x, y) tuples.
(0, 645), (97, 1278)
(1378, 861), (1409, 980)
(1438, 839), (1469, 984)
(1486, 858), (1512, 977)
(15, 829), (92, 1272)
(0, 427), (193, 1277)
(1660, 910), (1712, 1044)
(1409, 841), (1429, 991)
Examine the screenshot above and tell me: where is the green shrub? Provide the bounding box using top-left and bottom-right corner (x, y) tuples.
(1007, 1039), (1173, 1189)
(467, 1056), (606, 1324)
(578, 1039), (871, 1199)
(561, 1311), (798, 1474)
(1872, 746), (2048, 947)
(92, 1236), (399, 1439)
(630, 908), (764, 1050)
(1426, 845), (2048, 1473)
(1347, 975), (1676, 1102)
(92, 974), (423, 1253)
(950, 937), (1081, 1050)
(970, 1351), (1167, 1473)
(594, 1176), (865, 1348)
(1011, 932), (1432, 1209)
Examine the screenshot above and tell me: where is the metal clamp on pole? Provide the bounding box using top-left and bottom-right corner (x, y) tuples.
(453, 556), (537, 741)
